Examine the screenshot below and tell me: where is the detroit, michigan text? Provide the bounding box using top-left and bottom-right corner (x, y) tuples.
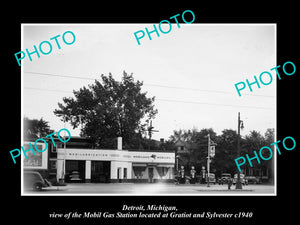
(122, 204), (176, 212)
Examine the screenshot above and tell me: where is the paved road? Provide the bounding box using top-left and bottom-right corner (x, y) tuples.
(24, 183), (275, 195)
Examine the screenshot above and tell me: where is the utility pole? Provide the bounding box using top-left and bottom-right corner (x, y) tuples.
(236, 112), (244, 189)
(207, 134), (211, 187)
(147, 120), (159, 150)
(176, 155), (180, 171)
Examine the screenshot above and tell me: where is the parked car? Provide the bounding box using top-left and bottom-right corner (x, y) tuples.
(233, 173), (247, 185)
(218, 173), (231, 184)
(245, 176), (261, 184)
(206, 173), (216, 184)
(24, 171), (50, 191)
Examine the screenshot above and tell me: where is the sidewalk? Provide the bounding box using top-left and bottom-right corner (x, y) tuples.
(23, 183), (276, 195)
(44, 183), (255, 194)
(170, 183), (254, 193)
(189, 184), (253, 191)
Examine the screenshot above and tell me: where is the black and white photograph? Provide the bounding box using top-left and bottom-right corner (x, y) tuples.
(21, 24), (276, 195)
(4, 4), (298, 225)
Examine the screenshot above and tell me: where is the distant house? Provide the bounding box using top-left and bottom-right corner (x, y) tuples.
(174, 139), (190, 154)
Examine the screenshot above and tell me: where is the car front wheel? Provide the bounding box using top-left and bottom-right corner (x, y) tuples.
(33, 183), (42, 191)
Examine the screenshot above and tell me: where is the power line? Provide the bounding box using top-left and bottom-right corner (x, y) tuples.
(24, 86), (274, 110)
(156, 98), (274, 110)
(25, 71), (95, 80)
(24, 87), (72, 93)
(147, 84), (274, 98)
(24, 71), (275, 98)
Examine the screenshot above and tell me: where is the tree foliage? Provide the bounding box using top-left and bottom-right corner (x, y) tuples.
(24, 117), (54, 141)
(169, 127), (275, 179)
(54, 71), (158, 149)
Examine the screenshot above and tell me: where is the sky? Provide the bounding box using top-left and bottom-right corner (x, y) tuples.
(22, 24), (276, 141)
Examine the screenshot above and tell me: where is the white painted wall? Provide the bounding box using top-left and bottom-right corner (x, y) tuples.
(110, 161), (132, 179)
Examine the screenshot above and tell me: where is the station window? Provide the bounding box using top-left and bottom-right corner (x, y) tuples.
(123, 168), (127, 179)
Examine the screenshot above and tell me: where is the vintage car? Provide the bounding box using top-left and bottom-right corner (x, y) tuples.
(217, 173), (231, 184)
(245, 176), (261, 184)
(24, 171), (50, 191)
(206, 173), (216, 184)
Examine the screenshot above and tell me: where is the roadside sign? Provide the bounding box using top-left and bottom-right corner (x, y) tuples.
(210, 146), (215, 157)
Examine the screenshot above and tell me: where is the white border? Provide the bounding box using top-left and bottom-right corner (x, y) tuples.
(21, 23), (277, 196)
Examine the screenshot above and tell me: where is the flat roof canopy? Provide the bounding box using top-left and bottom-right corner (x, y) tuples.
(57, 148), (175, 164)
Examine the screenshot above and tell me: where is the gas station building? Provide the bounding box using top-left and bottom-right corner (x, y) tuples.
(56, 137), (175, 183)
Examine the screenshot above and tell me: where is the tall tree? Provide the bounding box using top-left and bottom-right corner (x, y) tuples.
(213, 129), (239, 176)
(264, 128), (275, 183)
(54, 71), (158, 149)
(169, 128), (198, 143)
(191, 128), (218, 172)
(264, 128), (275, 145)
(242, 130), (267, 176)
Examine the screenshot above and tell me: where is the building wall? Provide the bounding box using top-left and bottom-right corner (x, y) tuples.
(110, 161), (132, 181)
(56, 148), (175, 183)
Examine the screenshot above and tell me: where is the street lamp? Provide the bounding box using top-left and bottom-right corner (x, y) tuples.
(207, 134), (211, 187)
(236, 112), (244, 189)
(176, 155), (180, 171)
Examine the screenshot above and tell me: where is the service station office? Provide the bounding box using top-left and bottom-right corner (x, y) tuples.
(56, 137), (175, 183)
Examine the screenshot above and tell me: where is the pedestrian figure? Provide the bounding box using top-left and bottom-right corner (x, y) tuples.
(149, 173), (153, 183)
(148, 168), (154, 183)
